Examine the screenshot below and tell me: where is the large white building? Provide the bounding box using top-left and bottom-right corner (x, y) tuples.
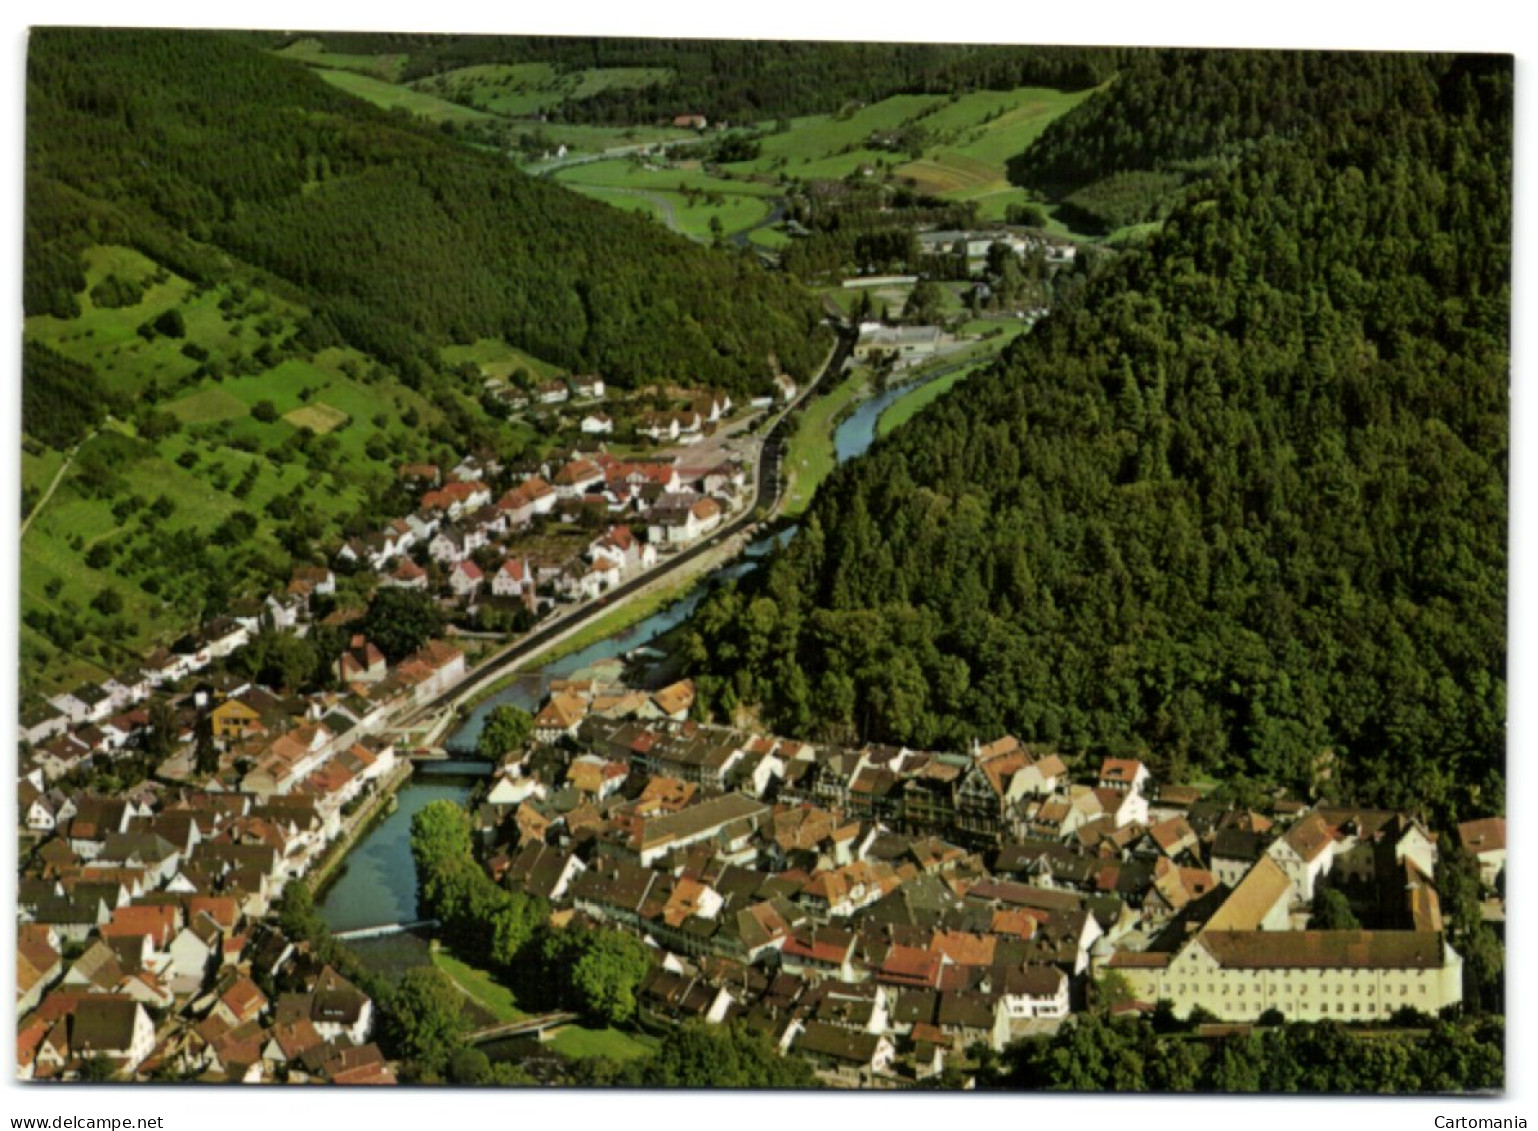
(1103, 929), (1463, 1023)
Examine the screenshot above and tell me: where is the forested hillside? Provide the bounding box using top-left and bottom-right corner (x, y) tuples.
(1007, 49), (1447, 233)
(26, 28), (830, 393)
(682, 53), (1510, 826)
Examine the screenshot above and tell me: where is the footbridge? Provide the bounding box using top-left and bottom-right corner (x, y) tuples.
(468, 1012), (581, 1046)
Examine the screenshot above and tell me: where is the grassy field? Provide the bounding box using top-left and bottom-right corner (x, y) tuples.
(164, 388), (249, 425)
(427, 946), (655, 1061)
(272, 38), (409, 82)
(876, 362), (985, 438)
(890, 85), (1103, 214)
(541, 83), (1097, 243)
(22, 447), (67, 497)
(431, 947), (527, 1024)
(554, 161), (776, 242)
(671, 194), (772, 241)
(413, 63), (672, 119)
(442, 338), (566, 382)
(782, 369), (870, 517)
(313, 68), (496, 125)
(554, 160), (777, 197)
(747, 225), (792, 250)
(547, 1026), (658, 1061)
(283, 402), (350, 434)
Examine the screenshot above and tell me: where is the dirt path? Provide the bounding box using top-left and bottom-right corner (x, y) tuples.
(20, 428), (96, 540)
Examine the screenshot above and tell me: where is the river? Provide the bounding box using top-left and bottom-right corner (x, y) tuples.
(318, 373), (924, 947)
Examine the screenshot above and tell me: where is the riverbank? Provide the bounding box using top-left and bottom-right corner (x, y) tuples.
(875, 360), (986, 438)
(782, 369), (871, 517)
(305, 758), (415, 897)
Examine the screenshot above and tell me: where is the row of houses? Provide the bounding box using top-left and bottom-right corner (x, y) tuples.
(17, 779), (391, 1082)
(362, 449), (746, 613)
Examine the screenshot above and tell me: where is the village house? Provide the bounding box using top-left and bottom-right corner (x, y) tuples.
(335, 638), (389, 686)
(380, 557), (429, 591)
(572, 374), (606, 400)
(647, 494), (723, 547)
(421, 480), (492, 521)
(491, 557), (538, 609)
(1458, 816), (1506, 889)
(449, 559), (485, 600)
(1266, 810), (1338, 903)
(537, 379), (570, 405)
(554, 458), (606, 498)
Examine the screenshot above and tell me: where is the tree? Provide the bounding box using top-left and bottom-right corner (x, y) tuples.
(550, 928), (652, 1026)
(476, 704), (534, 760)
(251, 399), (279, 423)
(901, 278), (944, 324)
(153, 307), (186, 338)
(78, 1055), (119, 1082)
(194, 713), (219, 776)
(361, 587), (443, 662)
(276, 880), (326, 942)
(1091, 970), (1136, 1015)
(633, 1022), (817, 1088)
(385, 967), (470, 1080)
(90, 587), (123, 616)
(1311, 885), (1361, 930)
(489, 899), (543, 969)
(448, 1047), (491, 1085)
(141, 697), (178, 758)
(410, 800), (474, 867)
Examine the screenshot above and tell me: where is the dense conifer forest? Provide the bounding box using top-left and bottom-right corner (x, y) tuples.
(683, 51), (1510, 827)
(1008, 49), (1472, 233)
(25, 29), (831, 396)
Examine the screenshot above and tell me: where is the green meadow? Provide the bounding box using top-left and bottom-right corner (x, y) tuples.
(413, 63), (673, 119)
(314, 68), (496, 125)
(273, 37), (409, 82)
(876, 361), (986, 438)
(554, 160), (777, 242)
(782, 369), (871, 517)
(441, 338), (568, 382)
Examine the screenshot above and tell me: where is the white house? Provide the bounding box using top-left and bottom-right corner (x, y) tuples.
(998, 964), (1070, 1020)
(492, 557), (537, 607)
(449, 560), (484, 599)
(1266, 811), (1337, 903)
(1458, 817), (1506, 889)
(71, 998), (157, 1075)
(647, 495), (722, 547)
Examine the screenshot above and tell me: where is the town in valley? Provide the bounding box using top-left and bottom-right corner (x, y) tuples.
(16, 30), (1510, 1094)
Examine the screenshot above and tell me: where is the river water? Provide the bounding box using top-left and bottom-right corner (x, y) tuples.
(318, 376), (920, 944)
